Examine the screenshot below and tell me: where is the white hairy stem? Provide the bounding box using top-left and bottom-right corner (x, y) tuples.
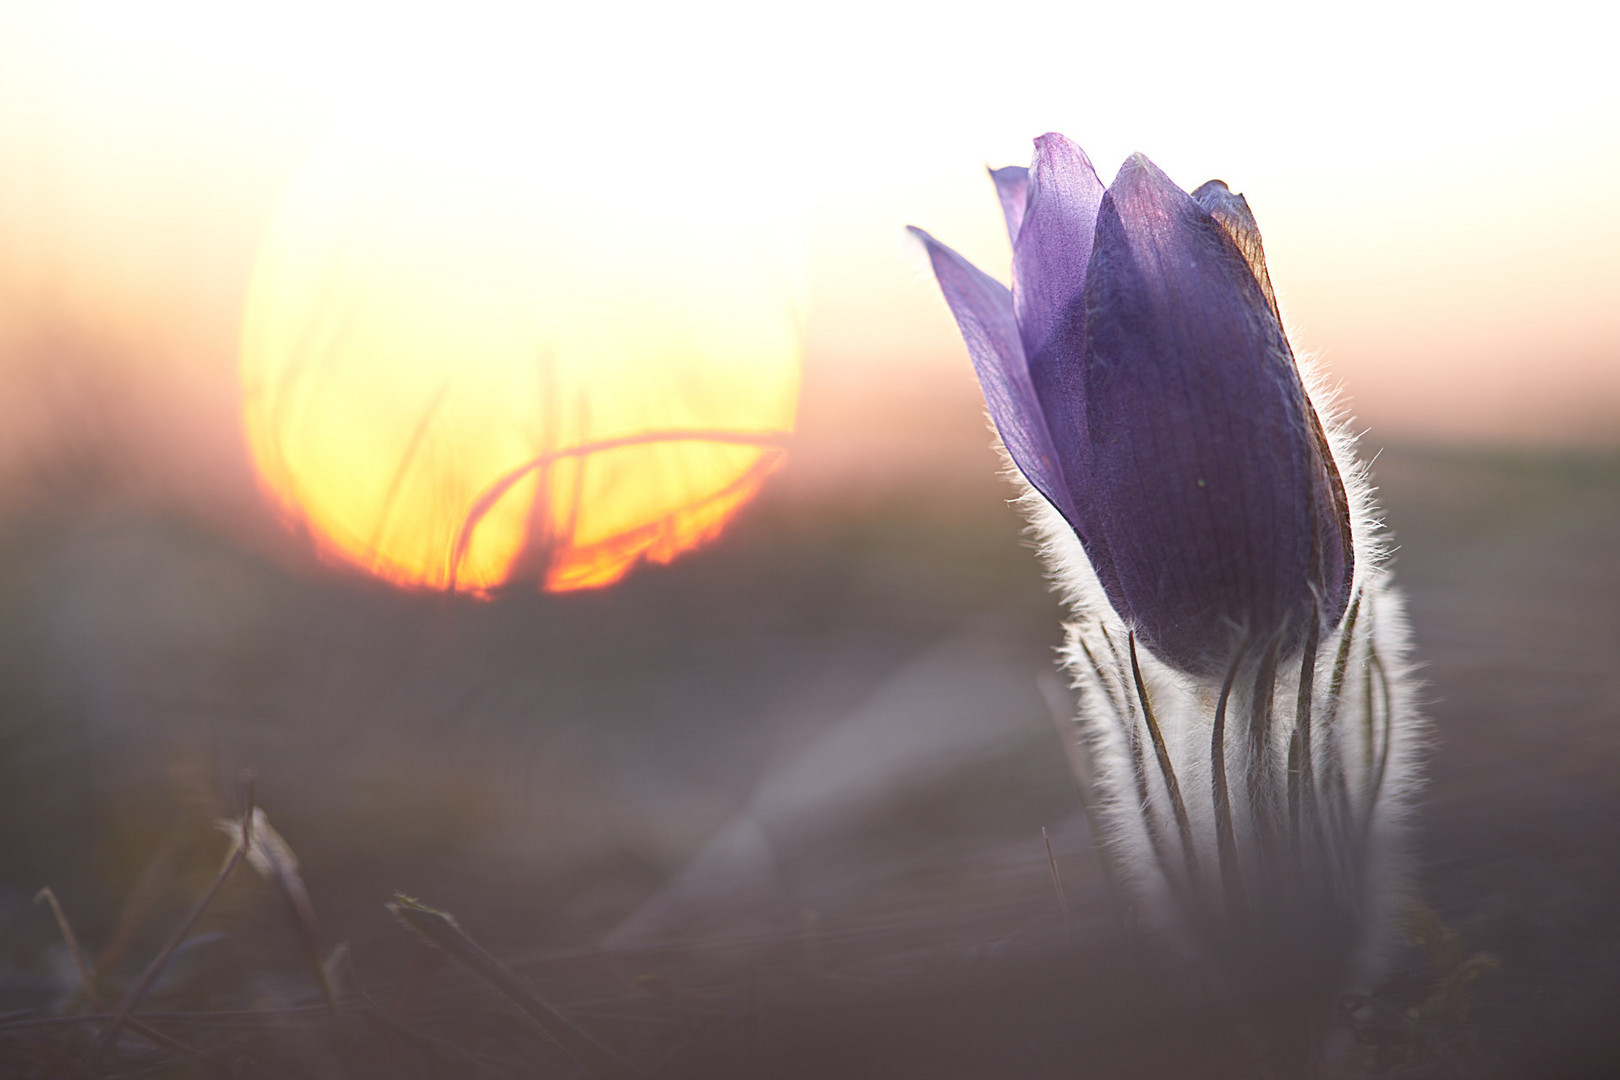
(1008, 351), (1423, 1033)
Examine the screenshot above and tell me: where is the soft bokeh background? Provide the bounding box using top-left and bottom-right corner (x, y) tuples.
(1, 1), (1617, 1076)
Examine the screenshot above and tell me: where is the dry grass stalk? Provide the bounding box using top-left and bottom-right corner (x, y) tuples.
(389, 894), (643, 1080)
(1040, 827), (1073, 939)
(219, 806), (342, 1018)
(34, 888), (200, 1060)
(91, 836), (179, 984)
(82, 780), (257, 1065)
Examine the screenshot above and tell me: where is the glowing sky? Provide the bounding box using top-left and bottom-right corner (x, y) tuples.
(1, 0), (1616, 536)
(239, 93), (803, 590)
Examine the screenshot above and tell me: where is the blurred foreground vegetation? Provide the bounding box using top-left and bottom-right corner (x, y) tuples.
(1, 446), (1617, 1078)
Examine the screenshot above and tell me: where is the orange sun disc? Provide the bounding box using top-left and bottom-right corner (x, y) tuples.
(239, 94), (805, 594)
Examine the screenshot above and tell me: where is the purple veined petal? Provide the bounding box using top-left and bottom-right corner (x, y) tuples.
(1012, 134), (1106, 529)
(1192, 179), (1280, 324)
(908, 226), (1078, 526)
(989, 165), (1030, 245)
(1081, 154), (1352, 677)
(1192, 178), (1356, 615)
(1011, 133), (1105, 362)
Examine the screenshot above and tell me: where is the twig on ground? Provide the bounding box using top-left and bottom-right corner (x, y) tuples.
(1041, 827), (1073, 939)
(389, 894), (643, 1080)
(1036, 670), (1125, 927)
(93, 837), (179, 983)
(345, 949), (507, 1080)
(83, 778), (257, 1065)
(35, 888), (200, 1060)
(35, 888), (103, 1010)
(221, 807), (342, 1020)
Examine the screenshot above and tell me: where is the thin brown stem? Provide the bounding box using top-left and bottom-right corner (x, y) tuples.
(1104, 628), (1175, 878)
(1319, 592), (1363, 862)
(1289, 610), (1322, 859)
(1130, 634), (1200, 886)
(93, 837), (179, 982)
(1247, 635), (1282, 858)
(1211, 640), (1250, 920)
(1037, 671), (1126, 929)
(389, 895), (642, 1080)
(31, 891), (197, 1061)
(1076, 634), (1129, 728)
(345, 953), (507, 1080)
(1042, 827), (1074, 939)
(1367, 646), (1395, 812)
(34, 889), (102, 1011)
(84, 786), (256, 1065)
(1349, 644), (1399, 887)
(449, 428), (789, 589)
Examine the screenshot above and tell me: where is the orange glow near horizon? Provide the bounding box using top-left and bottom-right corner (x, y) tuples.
(240, 92), (804, 593)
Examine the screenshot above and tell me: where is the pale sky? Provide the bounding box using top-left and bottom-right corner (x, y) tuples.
(1, 0), (1616, 525)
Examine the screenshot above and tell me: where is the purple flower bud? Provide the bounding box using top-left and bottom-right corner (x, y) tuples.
(912, 135), (1353, 678)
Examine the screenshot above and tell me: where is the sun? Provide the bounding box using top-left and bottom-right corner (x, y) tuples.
(239, 86), (804, 594)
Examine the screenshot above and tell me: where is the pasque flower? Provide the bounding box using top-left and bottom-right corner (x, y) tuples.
(912, 134), (1354, 678)
(913, 136), (1423, 1070)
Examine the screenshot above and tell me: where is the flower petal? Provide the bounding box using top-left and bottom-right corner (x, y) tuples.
(1081, 155), (1352, 676)
(1192, 178), (1357, 616)
(988, 165), (1030, 244)
(1010, 134), (1106, 531)
(909, 226), (1077, 524)
(1191, 179), (1279, 324)
(1011, 133), (1106, 362)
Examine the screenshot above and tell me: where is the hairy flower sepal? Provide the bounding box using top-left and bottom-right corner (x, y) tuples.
(911, 136), (1352, 679)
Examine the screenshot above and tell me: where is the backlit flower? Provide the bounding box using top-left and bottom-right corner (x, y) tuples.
(912, 133), (1353, 677)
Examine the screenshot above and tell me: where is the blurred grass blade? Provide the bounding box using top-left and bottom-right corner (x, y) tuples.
(388, 940), (444, 1022)
(345, 952), (507, 1080)
(93, 837), (179, 983)
(389, 894), (642, 1080)
(34, 888), (103, 1010)
(85, 790), (255, 1065)
(1040, 827), (1073, 939)
(220, 807), (339, 1015)
(35, 889), (200, 1059)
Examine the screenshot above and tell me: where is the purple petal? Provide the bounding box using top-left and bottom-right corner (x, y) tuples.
(988, 165), (1030, 244)
(1081, 155), (1352, 676)
(1011, 134), (1106, 531)
(1012, 133), (1105, 361)
(908, 226), (1077, 525)
(1192, 177), (1356, 613)
(1191, 179), (1279, 323)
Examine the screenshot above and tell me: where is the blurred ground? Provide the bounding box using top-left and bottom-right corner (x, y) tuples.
(0, 444), (1617, 1077)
